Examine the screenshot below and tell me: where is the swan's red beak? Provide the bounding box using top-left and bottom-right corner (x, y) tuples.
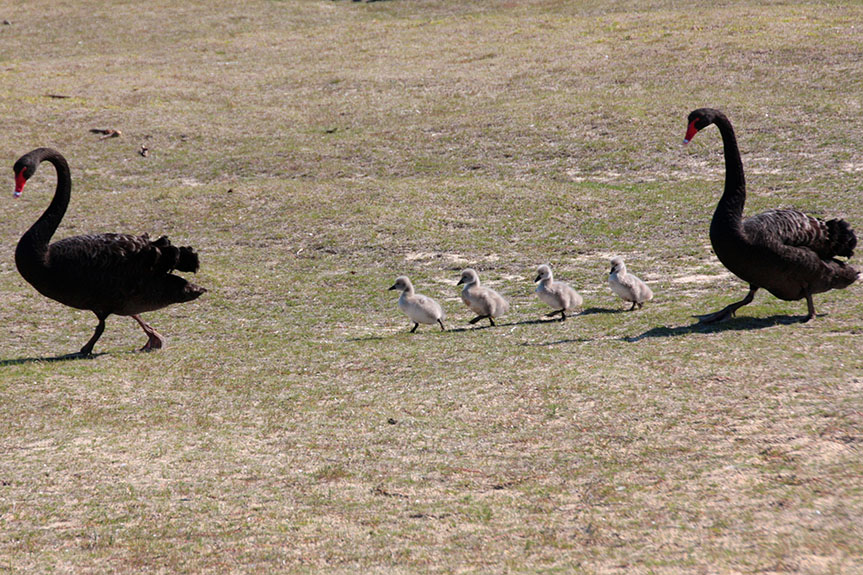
(14, 172), (27, 198)
(683, 120), (699, 144)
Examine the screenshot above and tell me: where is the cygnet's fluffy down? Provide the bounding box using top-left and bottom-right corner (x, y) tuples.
(535, 264), (583, 321)
(457, 268), (509, 326)
(608, 257), (653, 310)
(389, 276), (445, 332)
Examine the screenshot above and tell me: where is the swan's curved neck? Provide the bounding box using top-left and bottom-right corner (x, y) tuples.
(16, 149), (71, 270)
(713, 114), (746, 223)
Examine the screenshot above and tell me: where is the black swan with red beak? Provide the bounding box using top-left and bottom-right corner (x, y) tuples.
(12, 147), (206, 356)
(684, 108), (858, 322)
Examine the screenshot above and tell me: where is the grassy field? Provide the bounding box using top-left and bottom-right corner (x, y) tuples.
(1, 1), (862, 573)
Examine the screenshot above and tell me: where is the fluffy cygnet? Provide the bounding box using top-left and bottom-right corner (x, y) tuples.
(457, 268), (509, 326)
(535, 264), (583, 321)
(608, 257), (653, 310)
(389, 276), (445, 332)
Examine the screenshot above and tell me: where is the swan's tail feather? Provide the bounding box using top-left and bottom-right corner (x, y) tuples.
(175, 246), (200, 273)
(182, 282), (207, 302)
(148, 236), (200, 273)
(826, 218), (856, 259)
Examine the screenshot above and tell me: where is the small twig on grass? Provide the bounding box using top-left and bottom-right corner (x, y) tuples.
(90, 128), (122, 140)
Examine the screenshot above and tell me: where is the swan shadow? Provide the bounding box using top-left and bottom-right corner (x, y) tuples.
(0, 351), (108, 366)
(624, 313), (811, 342)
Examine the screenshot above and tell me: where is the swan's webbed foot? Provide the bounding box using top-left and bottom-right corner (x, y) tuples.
(802, 294), (816, 323)
(545, 309), (565, 320)
(78, 315), (108, 357)
(697, 286), (758, 324)
(132, 314), (165, 352)
(140, 331), (165, 352)
(696, 306), (736, 324)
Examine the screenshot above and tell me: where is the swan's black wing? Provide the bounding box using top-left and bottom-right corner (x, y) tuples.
(744, 209), (856, 259)
(42, 233), (203, 315)
(48, 233), (199, 274)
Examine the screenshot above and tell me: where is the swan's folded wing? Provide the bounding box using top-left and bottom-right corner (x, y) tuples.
(48, 233), (149, 269)
(48, 233), (197, 274)
(744, 209), (833, 257)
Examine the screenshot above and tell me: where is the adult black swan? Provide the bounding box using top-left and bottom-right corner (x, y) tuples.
(684, 108), (858, 322)
(12, 147), (206, 356)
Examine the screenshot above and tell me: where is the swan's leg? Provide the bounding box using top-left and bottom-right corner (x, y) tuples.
(410, 322), (419, 333)
(629, 302), (638, 311)
(803, 293), (816, 322)
(78, 314), (108, 356)
(132, 314), (165, 351)
(697, 286), (758, 324)
(545, 309), (564, 318)
(488, 316), (496, 326)
(560, 311), (567, 321)
(469, 315), (490, 325)
(437, 319), (446, 331)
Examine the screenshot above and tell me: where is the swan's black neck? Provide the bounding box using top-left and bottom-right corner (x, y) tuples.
(712, 113), (746, 227)
(15, 149), (71, 279)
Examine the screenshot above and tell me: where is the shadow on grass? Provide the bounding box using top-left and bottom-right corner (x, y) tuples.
(448, 317), (575, 331)
(448, 317), (598, 344)
(579, 307), (625, 316)
(519, 337), (594, 347)
(624, 313), (810, 342)
(0, 351), (113, 366)
(346, 335), (388, 341)
(383, 311), (625, 336)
